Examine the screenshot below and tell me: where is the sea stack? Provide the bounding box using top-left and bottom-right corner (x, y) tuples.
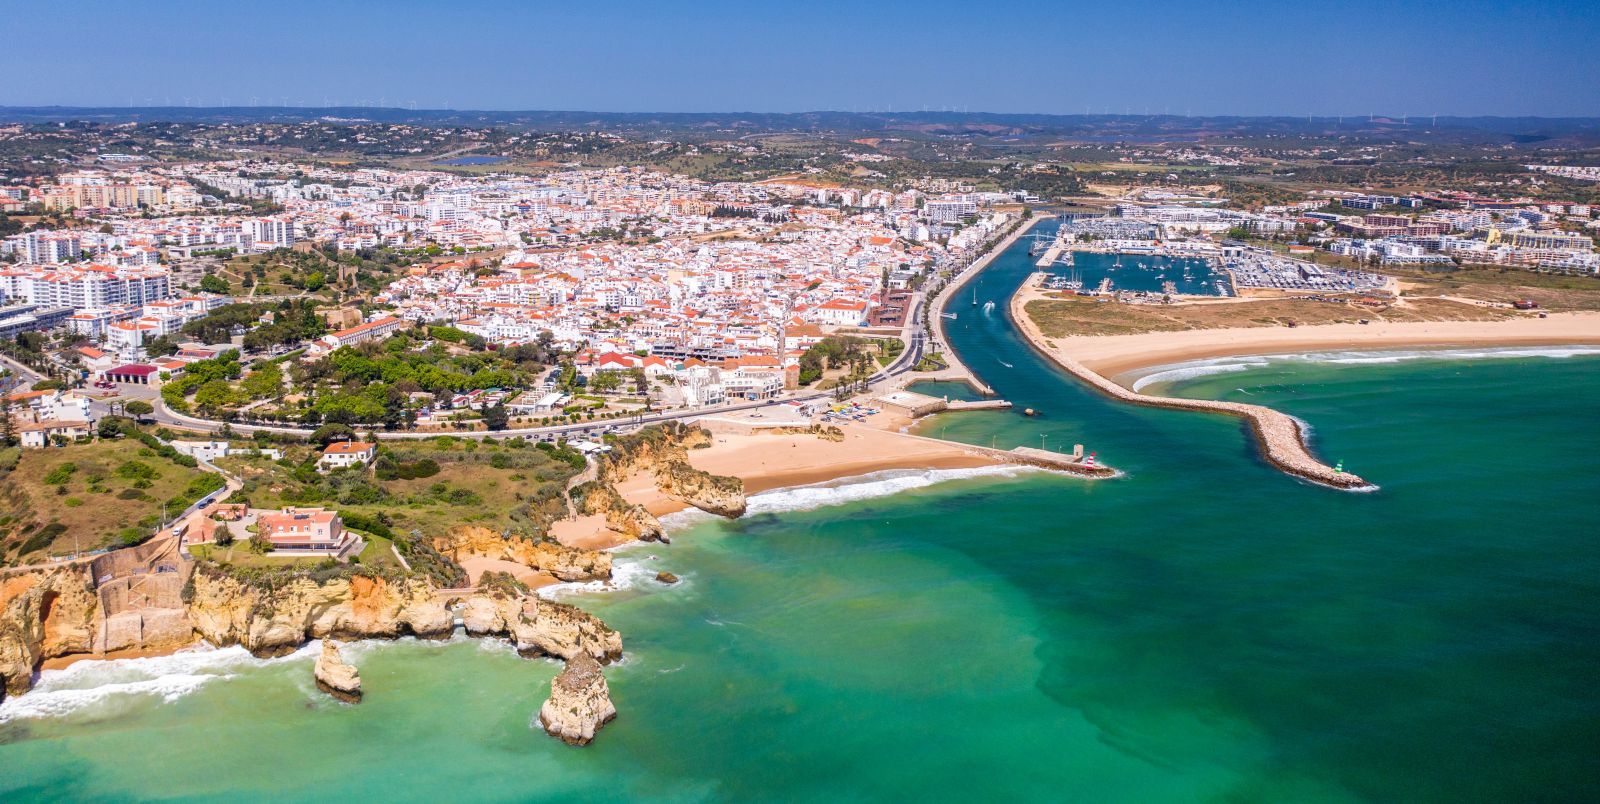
(314, 640), (363, 703)
(539, 651), (617, 746)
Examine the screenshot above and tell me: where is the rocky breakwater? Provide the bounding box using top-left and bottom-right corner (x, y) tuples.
(1008, 290), (1370, 490)
(539, 650), (617, 746)
(0, 564), (100, 703)
(314, 640), (362, 703)
(433, 525), (612, 581)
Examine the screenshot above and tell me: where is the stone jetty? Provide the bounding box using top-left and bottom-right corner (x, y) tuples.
(1009, 287), (1370, 490)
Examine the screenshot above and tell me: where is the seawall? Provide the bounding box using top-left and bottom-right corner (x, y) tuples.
(1008, 281), (1371, 491)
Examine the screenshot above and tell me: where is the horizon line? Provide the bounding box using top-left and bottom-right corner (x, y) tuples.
(0, 105), (1597, 122)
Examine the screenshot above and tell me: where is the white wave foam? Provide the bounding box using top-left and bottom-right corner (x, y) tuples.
(1129, 346), (1600, 390)
(1131, 359), (1268, 392)
(739, 465), (1041, 518)
(0, 643), (318, 724)
(1286, 346), (1600, 365)
(545, 466), (1046, 599)
(537, 555), (659, 600)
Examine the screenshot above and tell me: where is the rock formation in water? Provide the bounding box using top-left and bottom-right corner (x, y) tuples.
(432, 525), (612, 581)
(1, 541), (623, 704)
(314, 639), (362, 703)
(655, 571), (679, 585)
(539, 650), (617, 746)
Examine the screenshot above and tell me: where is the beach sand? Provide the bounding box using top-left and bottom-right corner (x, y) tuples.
(1021, 286), (1600, 380)
(606, 423), (998, 518)
(39, 646), (191, 671)
(458, 556), (559, 589)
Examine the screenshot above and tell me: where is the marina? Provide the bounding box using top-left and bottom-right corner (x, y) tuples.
(1042, 251), (1232, 297)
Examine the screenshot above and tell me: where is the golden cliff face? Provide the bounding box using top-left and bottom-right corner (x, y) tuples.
(594, 424), (748, 521)
(575, 483), (668, 543)
(654, 463), (747, 519)
(456, 587), (622, 662)
(0, 566), (99, 702)
(186, 570), (456, 657)
(432, 525), (612, 581)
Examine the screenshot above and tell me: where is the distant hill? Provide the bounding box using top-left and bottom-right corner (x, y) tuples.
(3, 107), (1598, 146)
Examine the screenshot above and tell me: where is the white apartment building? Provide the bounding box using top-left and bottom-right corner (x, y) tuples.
(251, 217), (297, 249)
(0, 264), (172, 309)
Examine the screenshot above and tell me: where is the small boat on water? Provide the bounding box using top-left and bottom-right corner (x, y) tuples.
(983, 300), (996, 313)
(998, 359), (1013, 368)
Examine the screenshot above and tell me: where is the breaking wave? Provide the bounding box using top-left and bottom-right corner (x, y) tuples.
(537, 553), (662, 600)
(1129, 346), (1600, 390)
(1131, 359), (1269, 392)
(741, 465), (1042, 517)
(0, 643), (317, 724)
(1284, 346), (1600, 365)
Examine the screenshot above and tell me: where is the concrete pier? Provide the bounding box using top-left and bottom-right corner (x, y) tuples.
(889, 430), (1116, 479)
(1035, 245), (1064, 268)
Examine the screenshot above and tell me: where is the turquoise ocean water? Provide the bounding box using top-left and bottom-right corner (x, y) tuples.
(4, 221), (1598, 802)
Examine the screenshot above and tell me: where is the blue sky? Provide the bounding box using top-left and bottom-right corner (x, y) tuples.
(5, 0), (1597, 116)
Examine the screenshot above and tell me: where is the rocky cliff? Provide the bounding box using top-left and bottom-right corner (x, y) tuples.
(0, 565), (100, 703)
(539, 650), (617, 746)
(595, 423), (748, 520)
(574, 483), (667, 543)
(654, 462), (747, 518)
(187, 569), (455, 657)
(314, 639), (362, 703)
(432, 525), (612, 581)
(456, 586), (622, 662)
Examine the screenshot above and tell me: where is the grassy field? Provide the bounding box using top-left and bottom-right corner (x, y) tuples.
(218, 438), (581, 544)
(0, 438), (219, 564)
(1388, 266), (1600, 311)
(1025, 295), (1519, 338)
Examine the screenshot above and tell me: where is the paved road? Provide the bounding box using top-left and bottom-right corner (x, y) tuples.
(0, 352), (47, 384)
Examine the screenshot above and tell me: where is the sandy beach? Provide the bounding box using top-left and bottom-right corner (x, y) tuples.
(609, 423), (999, 522)
(1020, 285), (1600, 380)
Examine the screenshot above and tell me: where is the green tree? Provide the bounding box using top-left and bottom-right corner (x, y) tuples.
(199, 275), (231, 294)
(483, 403), (509, 431)
(241, 363), (283, 399)
(591, 370), (622, 393)
(193, 379), (241, 413)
